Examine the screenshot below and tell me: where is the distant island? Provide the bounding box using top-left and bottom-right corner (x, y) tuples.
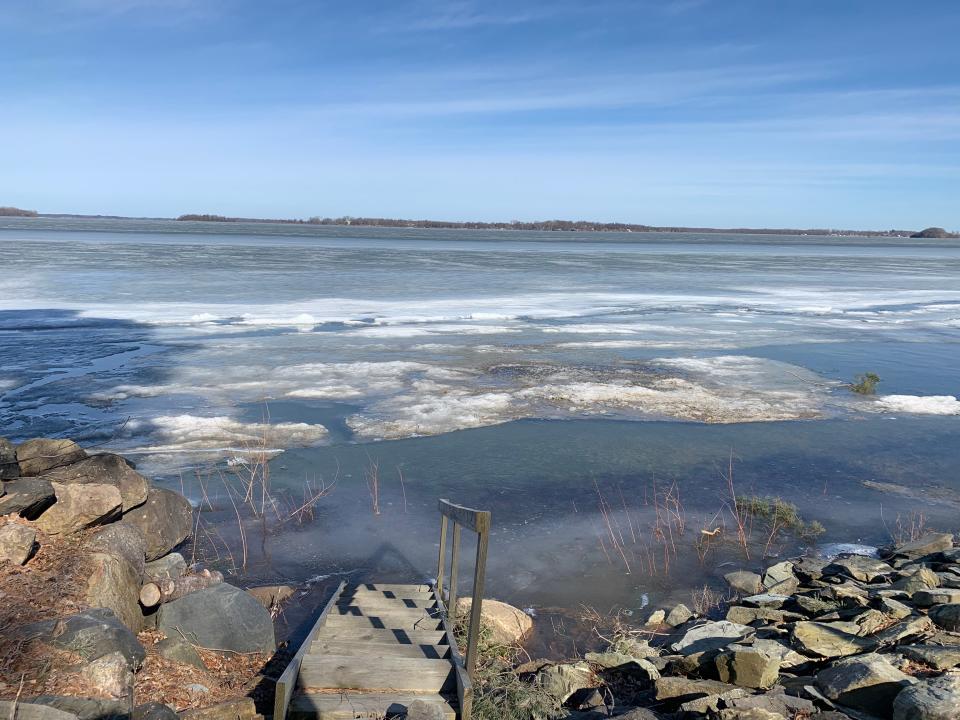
(0, 206), (38, 217)
(3, 206), (956, 237)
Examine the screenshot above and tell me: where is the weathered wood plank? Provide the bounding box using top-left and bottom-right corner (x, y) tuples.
(310, 640), (451, 659)
(324, 614), (445, 631)
(346, 583), (433, 593)
(438, 499), (490, 534)
(288, 692), (456, 720)
(312, 627), (447, 644)
(335, 597), (437, 611)
(299, 655), (454, 693)
(332, 605), (441, 618)
(274, 580), (345, 720)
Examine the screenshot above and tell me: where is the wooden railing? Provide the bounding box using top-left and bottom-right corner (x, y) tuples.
(435, 499), (491, 720)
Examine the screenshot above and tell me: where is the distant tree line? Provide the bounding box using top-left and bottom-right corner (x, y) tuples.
(0, 206), (38, 217)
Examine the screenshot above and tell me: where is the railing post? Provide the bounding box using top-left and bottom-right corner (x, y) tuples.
(448, 522), (462, 618)
(465, 523), (489, 678)
(437, 513), (449, 604)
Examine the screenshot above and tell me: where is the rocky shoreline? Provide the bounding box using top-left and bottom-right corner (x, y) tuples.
(518, 533), (960, 720)
(0, 437), (276, 719)
(3, 437), (960, 720)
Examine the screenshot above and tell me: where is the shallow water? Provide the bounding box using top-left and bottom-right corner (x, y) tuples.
(1, 217), (959, 646)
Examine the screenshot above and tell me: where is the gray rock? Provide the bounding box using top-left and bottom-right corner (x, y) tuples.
(144, 552), (188, 582)
(715, 648), (780, 688)
(874, 615), (935, 645)
(670, 620), (753, 654)
(0, 522), (37, 564)
(879, 597), (914, 620)
(585, 651), (659, 680)
(43, 454), (149, 512)
(155, 636), (206, 670)
(816, 652), (915, 716)
(928, 604), (960, 632)
(678, 688), (749, 714)
(158, 582), (275, 654)
(900, 645), (960, 670)
(893, 568), (941, 594)
(793, 594), (841, 616)
(742, 593), (791, 609)
(825, 555), (894, 582)
(725, 690), (816, 716)
(654, 676), (738, 701)
(124, 487), (193, 561)
(763, 561), (795, 587)
(646, 609), (666, 625)
(133, 703), (179, 720)
(0, 438), (18, 479)
(246, 584), (296, 609)
(35, 482), (123, 535)
(17, 438), (87, 476)
(85, 544), (144, 633)
(29, 696), (128, 720)
(716, 709), (785, 720)
(742, 638), (808, 669)
(726, 605), (796, 625)
(406, 700), (447, 720)
(886, 533), (955, 560)
(725, 570), (763, 595)
(24, 608), (145, 669)
(913, 589), (960, 607)
(611, 710), (660, 720)
(893, 673), (960, 720)
(665, 603), (693, 626)
(0, 702), (79, 720)
(79, 651), (133, 700)
(791, 620), (877, 658)
(536, 661), (596, 703)
(0, 477), (55, 517)
(88, 522), (147, 577)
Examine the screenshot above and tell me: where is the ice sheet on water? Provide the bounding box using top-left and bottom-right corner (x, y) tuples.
(874, 394), (960, 415)
(131, 414), (328, 452)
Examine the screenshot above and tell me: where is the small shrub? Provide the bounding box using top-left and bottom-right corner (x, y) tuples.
(850, 372), (881, 395)
(735, 495), (825, 540)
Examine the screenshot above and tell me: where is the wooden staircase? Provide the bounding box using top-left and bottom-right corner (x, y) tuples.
(275, 501), (490, 720)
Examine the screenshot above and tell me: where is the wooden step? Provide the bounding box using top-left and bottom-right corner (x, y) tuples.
(299, 655), (454, 693)
(335, 597), (437, 611)
(311, 640), (450, 659)
(332, 605), (441, 618)
(312, 627), (447, 645)
(324, 614), (445, 631)
(288, 691), (456, 720)
(347, 583), (434, 593)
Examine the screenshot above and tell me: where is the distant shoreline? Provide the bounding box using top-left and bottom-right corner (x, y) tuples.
(2, 206), (957, 238)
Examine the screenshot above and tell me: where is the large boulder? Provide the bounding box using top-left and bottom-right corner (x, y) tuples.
(0, 437), (18, 479)
(0, 521), (37, 564)
(43, 454), (149, 512)
(0, 477), (56, 517)
(455, 597), (533, 645)
(24, 608), (145, 669)
(928, 604), (960, 632)
(0, 702), (78, 720)
(16, 438), (86, 476)
(34, 482), (122, 535)
(893, 673), (960, 720)
(124, 487), (193, 561)
(816, 653), (915, 717)
(158, 583), (275, 654)
(85, 523), (147, 631)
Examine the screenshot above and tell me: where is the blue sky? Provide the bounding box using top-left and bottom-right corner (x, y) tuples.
(1, 0), (958, 229)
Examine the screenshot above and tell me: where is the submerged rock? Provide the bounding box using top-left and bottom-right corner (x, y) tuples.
(725, 570), (763, 595)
